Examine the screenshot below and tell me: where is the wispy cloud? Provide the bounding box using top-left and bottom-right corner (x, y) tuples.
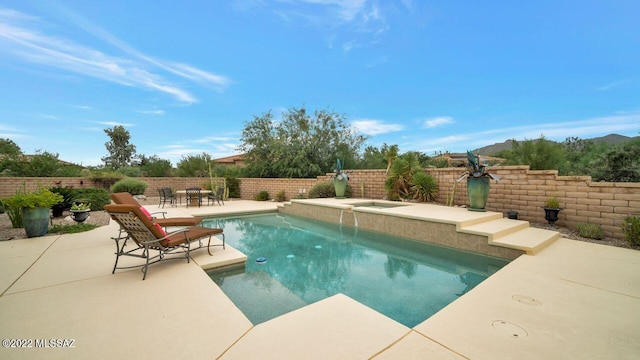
(137, 110), (165, 116)
(598, 80), (627, 91)
(410, 112), (640, 153)
(352, 118), (404, 135)
(96, 121), (134, 127)
(422, 116), (454, 128)
(0, 6), (230, 104)
(244, 0), (392, 50)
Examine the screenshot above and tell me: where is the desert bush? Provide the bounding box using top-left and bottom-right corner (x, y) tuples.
(575, 223), (604, 240)
(308, 181), (353, 198)
(275, 190), (286, 202)
(71, 188), (110, 210)
(110, 178), (148, 195)
(225, 176), (240, 198)
(621, 214), (640, 246)
(255, 191), (269, 201)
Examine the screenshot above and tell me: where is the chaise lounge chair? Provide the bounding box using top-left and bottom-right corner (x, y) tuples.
(110, 192), (202, 227)
(104, 204), (225, 280)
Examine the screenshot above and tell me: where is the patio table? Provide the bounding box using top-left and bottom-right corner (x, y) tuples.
(175, 189), (212, 206)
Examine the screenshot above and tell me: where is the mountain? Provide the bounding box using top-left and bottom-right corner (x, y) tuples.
(474, 134), (639, 155)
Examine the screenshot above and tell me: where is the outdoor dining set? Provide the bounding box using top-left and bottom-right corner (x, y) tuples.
(157, 187), (225, 208)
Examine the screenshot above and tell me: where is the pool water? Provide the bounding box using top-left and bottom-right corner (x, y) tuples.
(204, 213), (509, 327)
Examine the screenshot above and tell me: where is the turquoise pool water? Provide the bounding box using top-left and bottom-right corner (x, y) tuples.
(204, 213), (509, 327)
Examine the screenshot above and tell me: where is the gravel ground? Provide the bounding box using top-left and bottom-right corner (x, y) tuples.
(0, 210), (111, 241)
(0, 203), (636, 250)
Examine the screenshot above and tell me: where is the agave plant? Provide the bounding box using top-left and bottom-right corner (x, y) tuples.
(457, 150), (501, 182)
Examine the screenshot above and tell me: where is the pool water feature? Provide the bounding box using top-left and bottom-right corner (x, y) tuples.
(204, 213), (509, 327)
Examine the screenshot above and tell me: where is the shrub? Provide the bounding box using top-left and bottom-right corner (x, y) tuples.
(225, 176), (240, 198)
(575, 223), (604, 240)
(275, 190), (286, 202)
(308, 181), (353, 199)
(48, 186), (75, 208)
(545, 197), (560, 209)
(87, 170), (124, 189)
(255, 191), (269, 201)
(110, 178), (148, 195)
(621, 214), (640, 246)
(71, 188), (110, 211)
(410, 171), (438, 202)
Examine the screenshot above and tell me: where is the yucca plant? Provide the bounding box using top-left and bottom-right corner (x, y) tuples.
(410, 171), (439, 202)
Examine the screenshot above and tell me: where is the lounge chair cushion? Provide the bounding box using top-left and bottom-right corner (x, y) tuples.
(139, 207), (153, 220)
(111, 192), (140, 206)
(153, 223), (167, 236)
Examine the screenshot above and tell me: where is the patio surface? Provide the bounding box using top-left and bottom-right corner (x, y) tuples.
(1, 199), (639, 359)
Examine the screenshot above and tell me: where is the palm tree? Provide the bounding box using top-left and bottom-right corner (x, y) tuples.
(384, 144), (399, 175)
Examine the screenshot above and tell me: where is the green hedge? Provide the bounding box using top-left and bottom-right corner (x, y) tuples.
(308, 181), (353, 199)
(71, 188), (110, 210)
(110, 178), (148, 195)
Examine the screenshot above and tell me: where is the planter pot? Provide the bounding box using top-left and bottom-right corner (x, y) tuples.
(51, 203), (65, 217)
(543, 207), (561, 225)
(71, 210), (90, 223)
(467, 177), (490, 212)
(21, 207), (50, 238)
(334, 175), (347, 199)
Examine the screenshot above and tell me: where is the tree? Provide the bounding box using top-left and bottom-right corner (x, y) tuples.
(102, 125), (136, 169)
(176, 153), (212, 177)
(357, 145), (386, 169)
(139, 155), (173, 177)
(0, 138), (22, 156)
(384, 144), (399, 175)
(590, 138), (640, 182)
(238, 106), (366, 178)
(500, 136), (565, 170)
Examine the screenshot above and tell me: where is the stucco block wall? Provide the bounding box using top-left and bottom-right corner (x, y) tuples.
(428, 166), (640, 240)
(1, 166), (638, 241)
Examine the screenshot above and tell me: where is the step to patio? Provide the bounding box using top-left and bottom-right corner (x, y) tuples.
(461, 218), (530, 240)
(489, 227), (560, 255)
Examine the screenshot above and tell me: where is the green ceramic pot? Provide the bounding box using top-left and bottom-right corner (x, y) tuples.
(334, 175), (347, 199)
(21, 207), (50, 238)
(467, 177), (490, 212)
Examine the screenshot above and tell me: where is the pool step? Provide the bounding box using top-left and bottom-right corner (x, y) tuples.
(461, 218), (530, 240)
(489, 227), (560, 255)
(461, 218), (559, 255)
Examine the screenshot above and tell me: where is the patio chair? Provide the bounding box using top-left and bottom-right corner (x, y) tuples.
(158, 187), (177, 208)
(110, 192), (202, 227)
(105, 204), (224, 280)
(207, 186), (225, 206)
(185, 187), (202, 208)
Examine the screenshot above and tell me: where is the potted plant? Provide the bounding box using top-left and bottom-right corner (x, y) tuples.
(70, 202), (91, 223)
(49, 186), (75, 217)
(457, 150), (500, 211)
(3, 187), (63, 238)
(333, 159), (349, 199)
(542, 197), (562, 225)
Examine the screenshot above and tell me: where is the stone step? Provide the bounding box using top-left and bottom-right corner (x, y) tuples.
(489, 227), (560, 255)
(460, 218), (530, 240)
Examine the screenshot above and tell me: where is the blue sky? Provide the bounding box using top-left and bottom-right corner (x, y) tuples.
(1, 1), (639, 166)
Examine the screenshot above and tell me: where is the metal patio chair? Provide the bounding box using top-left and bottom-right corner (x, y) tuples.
(185, 187), (202, 208)
(105, 204), (224, 280)
(207, 186), (225, 206)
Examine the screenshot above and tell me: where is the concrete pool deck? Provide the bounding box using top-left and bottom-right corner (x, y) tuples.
(1, 199), (639, 359)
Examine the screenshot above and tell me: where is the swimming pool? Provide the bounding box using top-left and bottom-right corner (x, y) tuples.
(204, 213), (509, 327)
